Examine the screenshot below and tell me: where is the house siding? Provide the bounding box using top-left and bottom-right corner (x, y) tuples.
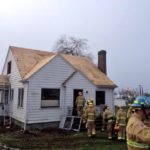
(2, 49), (27, 123)
(65, 72), (114, 114)
(64, 72), (95, 109)
(96, 87), (114, 113)
(105, 88), (114, 113)
(1, 49), (115, 127)
(26, 55), (114, 124)
(26, 55), (75, 124)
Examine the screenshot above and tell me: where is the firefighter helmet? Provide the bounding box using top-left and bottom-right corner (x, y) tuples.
(87, 98), (94, 104)
(131, 95), (150, 108)
(88, 102), (94, 107)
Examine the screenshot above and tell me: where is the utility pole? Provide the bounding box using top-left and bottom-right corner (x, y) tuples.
(139, 85), (143, 95)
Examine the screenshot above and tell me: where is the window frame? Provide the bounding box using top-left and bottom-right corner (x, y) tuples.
(10, 88), (14, 101)
(95, 91), (105, 106)
(7, 61), (12, 74)
(18, 88), (24, 108)
(41, 88), (60, 108)
(0, 91), (2, 104)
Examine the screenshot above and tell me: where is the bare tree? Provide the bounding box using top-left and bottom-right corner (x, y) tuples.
(53, 35), (93, 60)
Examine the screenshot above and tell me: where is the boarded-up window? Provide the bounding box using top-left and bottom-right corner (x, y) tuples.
(41, 88), (60, 107)
(18, 88), (24, 107)
(7, 61), (11, 74)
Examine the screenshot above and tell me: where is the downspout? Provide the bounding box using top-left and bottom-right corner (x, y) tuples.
(23, 81), (29, 131)
(112, 88), (115, 115)
(8, 83), (12, 125)
(62, 71), (77, 116)
(63, 86), (66, 116)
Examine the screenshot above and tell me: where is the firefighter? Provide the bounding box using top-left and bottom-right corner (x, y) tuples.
(75, 91), (85, 116)
(85, 101), (96, 137)
(82, 99), (95, 127)
(126, 95), (150, 150)
(82, 99), (90, 124)
(102, 105), (114, 139)
(87, 98), (96, 110)
(116, 106), (127, 140)
(127, 106), (133, 121)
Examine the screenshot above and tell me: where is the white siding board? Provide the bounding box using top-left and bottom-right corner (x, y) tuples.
(64, 71), (114, 114)
(64, 72), (96, 114)
(105, 89), (114, 113)
(2, 49), (27, 123)
(2, 51), (114, 124)
(96, 87), (114, 113)
(26, 55), (75, 123)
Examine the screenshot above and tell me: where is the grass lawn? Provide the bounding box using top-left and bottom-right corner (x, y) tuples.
(0, 126), (127, 150)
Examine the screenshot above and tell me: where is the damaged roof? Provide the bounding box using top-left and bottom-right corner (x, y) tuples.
(10, 46), (116, 88)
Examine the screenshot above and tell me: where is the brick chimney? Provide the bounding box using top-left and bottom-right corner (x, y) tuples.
(98, 50), (107, 74)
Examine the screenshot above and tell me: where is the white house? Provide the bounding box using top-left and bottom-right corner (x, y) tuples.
(0, 46), (117, 129)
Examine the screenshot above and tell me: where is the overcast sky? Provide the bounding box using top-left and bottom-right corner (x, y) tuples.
(0, 0), (150, 93)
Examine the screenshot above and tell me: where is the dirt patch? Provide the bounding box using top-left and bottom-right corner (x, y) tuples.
(0, 126), (77, 149)
(0, 126), (127, 150)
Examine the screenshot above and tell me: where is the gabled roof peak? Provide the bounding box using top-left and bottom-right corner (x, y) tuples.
(9, 46), (116, 88)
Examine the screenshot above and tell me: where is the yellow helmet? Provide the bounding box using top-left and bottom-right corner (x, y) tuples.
(88, 102), (93, 107)
(128, 103), (131, 107)
(88, 98), (94, 104)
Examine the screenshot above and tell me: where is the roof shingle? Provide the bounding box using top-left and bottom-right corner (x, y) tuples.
(10, 46), (116, 88)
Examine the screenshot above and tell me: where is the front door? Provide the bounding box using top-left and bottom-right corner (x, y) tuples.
(73, 89), (83, 116)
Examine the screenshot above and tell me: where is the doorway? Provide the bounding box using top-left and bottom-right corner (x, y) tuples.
(72, 89), (83, 116)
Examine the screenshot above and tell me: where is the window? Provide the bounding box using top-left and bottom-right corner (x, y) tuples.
(41, 88), (60, 107)
(0, 90), (8, 104)
(4, 89), (9, 104)
(7, 61), (11, 74)
(0, 91), (2, 103)
(59, 116), (82, 131)
(10, 89), (14, 101)
(18, 88), (24, 107)
(96, 91), (105, 105)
